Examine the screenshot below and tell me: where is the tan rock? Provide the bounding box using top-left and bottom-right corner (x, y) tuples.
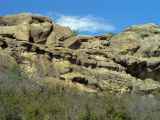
(30, 22), (53, 43)
(0, 23), (30, 41)
(46, 24), (73, 47)
(0, 14), (160, 94)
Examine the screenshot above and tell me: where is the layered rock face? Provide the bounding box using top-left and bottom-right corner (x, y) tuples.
(0, 13), (160, 93)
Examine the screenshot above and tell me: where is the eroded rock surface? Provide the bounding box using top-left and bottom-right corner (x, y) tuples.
(0, 13), (160, 93)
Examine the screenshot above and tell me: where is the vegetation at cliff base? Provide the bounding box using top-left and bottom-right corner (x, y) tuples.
(0, 68), (160, 120)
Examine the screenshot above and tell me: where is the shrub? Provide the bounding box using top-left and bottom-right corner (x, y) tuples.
(71, 30), (79, 36)
(7, 64), (26, 81)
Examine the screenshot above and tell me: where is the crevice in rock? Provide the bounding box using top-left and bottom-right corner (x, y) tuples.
(58, 36), (69, 41)
(29, 36), (34, 43)
(83, 62), (97, 69)
(144, 50), (160, 57)
(35, 47), (45, 54)
(71, 77), (88, 85)
(126, 62), (147, 79)
(48, 52), (62, 60)
(141, 33), (150, 38)
(69, 38), (88, 49)
(95, 36), (108, 40)
(128, 46), (140, 55)
(0, 34), (16, 39)
(22, 43), (34, 52)
(45, 24), (54, 42)
(69, 41), (82, 49)
(32, 16), (49, 23)
(112, 58), (151, 80)
(0, 41), (8, 49)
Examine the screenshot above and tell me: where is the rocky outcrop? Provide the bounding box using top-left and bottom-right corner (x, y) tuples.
(0, 13), (160, 94)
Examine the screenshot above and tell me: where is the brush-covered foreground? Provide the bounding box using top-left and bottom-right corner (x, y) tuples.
(0, 67), (160, 120)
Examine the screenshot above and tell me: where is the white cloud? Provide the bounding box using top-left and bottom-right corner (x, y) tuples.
(55, 15), (115, 33)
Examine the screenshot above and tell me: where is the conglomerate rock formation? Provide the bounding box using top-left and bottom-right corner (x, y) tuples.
(0, 13), (160, 93)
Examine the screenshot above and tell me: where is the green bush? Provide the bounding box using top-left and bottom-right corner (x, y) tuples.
(7, 64), (26, 81)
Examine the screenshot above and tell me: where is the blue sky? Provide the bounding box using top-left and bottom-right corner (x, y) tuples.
(0, 0), (160, 35)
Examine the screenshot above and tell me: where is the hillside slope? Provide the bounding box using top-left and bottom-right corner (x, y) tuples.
(0, 13), (160, 93)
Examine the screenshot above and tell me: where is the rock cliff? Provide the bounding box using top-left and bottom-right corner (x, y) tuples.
(0, 13), (160, 93)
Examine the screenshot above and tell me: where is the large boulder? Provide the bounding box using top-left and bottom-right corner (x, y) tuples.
(0, 23), (30, 41)
(0, 13), (32, 26)
(111, 23), (160, 57)
(0, 13), (72, 45)
(46, 24), (73, 47)
(30, 21), (52, 43)
(0, 13), (53, 43)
